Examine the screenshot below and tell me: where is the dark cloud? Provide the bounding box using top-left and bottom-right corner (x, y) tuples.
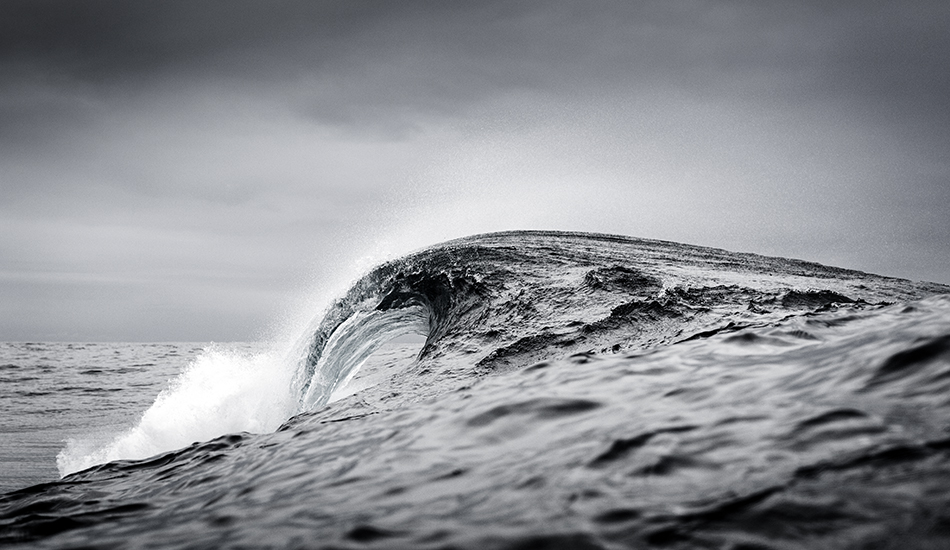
(4, 1), (950, 134)
(1, 1), (353, 78)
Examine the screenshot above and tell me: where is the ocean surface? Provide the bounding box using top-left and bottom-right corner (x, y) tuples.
(2, 231), (950, 549)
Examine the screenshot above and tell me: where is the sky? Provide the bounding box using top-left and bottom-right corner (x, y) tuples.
(1, 0), (948, 342)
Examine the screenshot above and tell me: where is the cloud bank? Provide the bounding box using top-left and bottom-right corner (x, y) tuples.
(2, 1), (948, 340)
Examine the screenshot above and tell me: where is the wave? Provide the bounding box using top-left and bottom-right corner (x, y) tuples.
(293, 230), (947, 409)
(63, 231), (949, 476)
(17, 230), (950, 549)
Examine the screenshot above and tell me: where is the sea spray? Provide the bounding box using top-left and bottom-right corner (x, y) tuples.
(57, 344), (297, 476)
(50, 237), (458, 478)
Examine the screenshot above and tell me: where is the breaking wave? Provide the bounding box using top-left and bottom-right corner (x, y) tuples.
(8, 231), (950, 549)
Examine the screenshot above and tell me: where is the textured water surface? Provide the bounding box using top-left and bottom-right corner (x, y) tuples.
(2, 231), (949, 549)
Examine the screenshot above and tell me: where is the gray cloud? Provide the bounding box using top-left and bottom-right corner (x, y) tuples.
(3, 2), (941, 126)
(5, 1), (949, 144)
(1, 0), (948, 340)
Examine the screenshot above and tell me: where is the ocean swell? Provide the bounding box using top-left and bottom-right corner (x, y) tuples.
(5, 230), (950, 549)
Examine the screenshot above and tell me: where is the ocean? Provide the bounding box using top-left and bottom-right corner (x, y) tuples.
(2, 231), (950, 549)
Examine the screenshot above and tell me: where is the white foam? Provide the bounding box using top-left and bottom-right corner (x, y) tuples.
(57, 344), (298, 477)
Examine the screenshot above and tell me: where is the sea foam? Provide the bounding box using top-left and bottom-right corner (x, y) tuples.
(57, 344), (298, 476)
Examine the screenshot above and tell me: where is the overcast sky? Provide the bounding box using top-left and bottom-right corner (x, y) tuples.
(2, 1), (948, 341)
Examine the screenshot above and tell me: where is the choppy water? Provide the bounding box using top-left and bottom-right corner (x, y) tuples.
(2, 231), (950, 549)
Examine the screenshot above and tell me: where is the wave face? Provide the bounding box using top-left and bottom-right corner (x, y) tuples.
(4, 231), (950, 549)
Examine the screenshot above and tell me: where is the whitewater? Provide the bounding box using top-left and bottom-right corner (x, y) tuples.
(2, 231), (950, 549)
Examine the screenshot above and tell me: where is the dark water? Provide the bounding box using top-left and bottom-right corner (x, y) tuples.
(2, 231), (950, 549)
